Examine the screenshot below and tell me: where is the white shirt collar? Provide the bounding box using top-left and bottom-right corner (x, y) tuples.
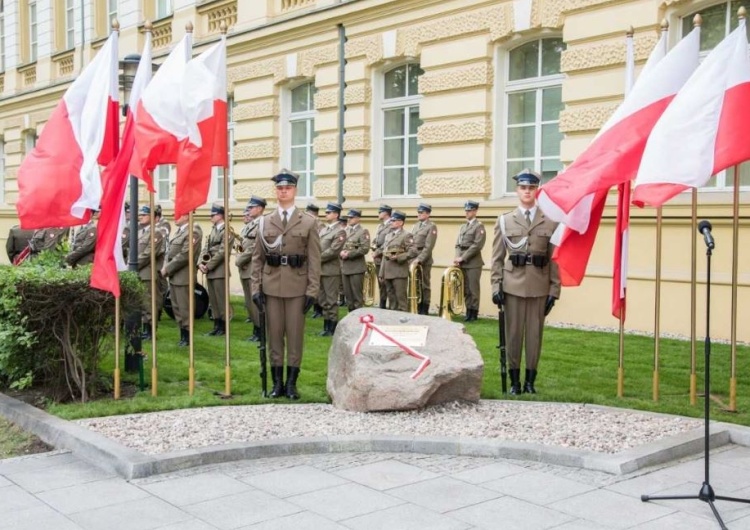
(520, 205), (538, 220)
(278, 206), (296, 218)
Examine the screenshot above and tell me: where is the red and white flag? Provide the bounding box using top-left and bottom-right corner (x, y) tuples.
(633, 20), (750, 207)
(130, 34), (227, 218)
(91, 33), (153, 296)
(539, 25), (700, 286)
(17, 31), (119, 228)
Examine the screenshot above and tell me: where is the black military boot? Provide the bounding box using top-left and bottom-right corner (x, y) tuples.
(420, 303), (430, 315)
(509, 369), (522, 395)
(214, 319), (226, 336)
(320, 319), (333, 337)
(330, 320), (338, 335)
(178, 328), (189, 347)
(286, 366), (300, 400)
(247, 325), (260, 342)
(269, 366), (285, 398)
(206, 319), (220, 336)
(379, 299), (387, 309)
(524, 369), (537, 394)
(312, 303), (323, 319)
(142, 323), (152, 340)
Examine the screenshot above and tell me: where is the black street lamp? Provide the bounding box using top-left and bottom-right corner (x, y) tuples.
(119, 52), (142, 273)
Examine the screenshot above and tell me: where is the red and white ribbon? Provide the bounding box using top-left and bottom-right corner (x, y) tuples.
(352, 314), (431, 379)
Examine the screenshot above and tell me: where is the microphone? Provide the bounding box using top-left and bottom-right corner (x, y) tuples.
(698, 220), (715, 249)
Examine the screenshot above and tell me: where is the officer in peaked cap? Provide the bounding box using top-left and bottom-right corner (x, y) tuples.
(339, 208), (371, 311)
(373, 204), (394, 308)
(454, 199), (486, 322)
(236, 195), (267, 342)
(200, 201), (235, 336)
(379, 210), (417, 312)
(491, 167), (560, 395)
(272, 169), (298, 187)
(410, 203), (438, 315)
(318, 202), (347, 336)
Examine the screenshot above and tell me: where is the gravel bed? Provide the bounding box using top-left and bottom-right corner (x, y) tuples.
(76, 401), (702, 456)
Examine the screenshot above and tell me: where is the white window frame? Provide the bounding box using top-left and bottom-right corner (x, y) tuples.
(155, 165), (174, 203)
(0, 0), (5, 72)
(283, 81), (316, 198)
(374, 62), (422, 199)
(65, 0), (75, 49)
(155, 0), (172, 19)
(209, 96), (234, 201)
(25, 130), (37, 153)
(29, 0), (38, 62)
(496, 37), (565, 196)
(678, 1), (750, 191)
(107, 0), (118, 24)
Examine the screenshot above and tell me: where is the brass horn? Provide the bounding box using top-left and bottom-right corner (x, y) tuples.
(408, 260), (424, 314)
(363, 261), (378, 307)
(439, 266), (465, 320)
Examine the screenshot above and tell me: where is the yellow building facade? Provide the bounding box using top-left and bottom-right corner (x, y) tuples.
(0, 0), (748, 340)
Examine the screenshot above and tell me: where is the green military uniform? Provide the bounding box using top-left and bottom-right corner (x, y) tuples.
(65, 221), (97, 268)
(379, 211), (418, 312)
(410, 203), (438, 315)
(137, 220), (166, 331)
(455, 201), (486, 321)
(318, 203), (347, 336)
(204, 205), (235, 334)
(340, 209), (370, 311)
(236, 196), (266, 341)
(372, 205), (394, 309)
(163, 220), (202, 345)
(30, 227), (69, 258)
(6, 225), (34, 263)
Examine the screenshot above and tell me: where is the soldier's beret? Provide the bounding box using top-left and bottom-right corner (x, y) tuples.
(272, 169), (298, 187)
(138, 205), (150, 215)
(325, 202), (342, 213)
(391, 210), (407, 221)
(378, 204), (392, 214)
(210, 202), (225, 216)
(306, 203), (320, 213)
(247, 195), (267, 208)
(417, 203), (432, 213)
(347, 209), (362, 218)
(464, 200), (479, 211)
(513, 168), (542, 186)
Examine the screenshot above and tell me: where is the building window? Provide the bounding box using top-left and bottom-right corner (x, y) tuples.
(156, 165), (173, 201)
(65, 0), (75, 49)
(681, 1), (750, 190)
(156, 0), (172, 19)
(502, 38), (565, 192)
(29, 0), (38, 62)
(108, 0), (118, 24)
(380, 63), (423, 197)
(0, 0), (5, 72)
(211, 97), (234, 200)
(287, 82), (316, 197)
(24, 130), (37, 153)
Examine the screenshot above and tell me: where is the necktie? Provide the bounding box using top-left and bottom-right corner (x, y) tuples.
(282, 210), (288, 228)
(525, 210), (531, 226)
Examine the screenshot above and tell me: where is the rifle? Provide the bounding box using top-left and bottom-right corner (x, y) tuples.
(498, 306), (507, 394)
(258, 308), (268, 397)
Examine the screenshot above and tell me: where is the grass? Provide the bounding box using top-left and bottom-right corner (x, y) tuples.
(0, 417), (50, 459)
(45, 297), (750, 428)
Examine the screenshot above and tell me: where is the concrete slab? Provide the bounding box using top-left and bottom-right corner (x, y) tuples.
(449, 461), (527, 484)
(6, 458), (114, 494)
(240, 464), (349, 497)
(69, 496), (194, 530)
(139, 471), (252, 506)
(448, 496), (574, 529)
(547, 489), (676, 529)
(629, 510), (722, 529)
(387, 476), (500, 513)
(36, 477), (150, 514)
(287, 482), (404, 521)
(0, 484), (46, 514)
(481, 469), (597, 505)
(239, 511), (350, 530)
(0, 504), (84, 530)
(341, 503), (471, 530)
(184, 489), (301, 529)
(333, 459), (439, 490)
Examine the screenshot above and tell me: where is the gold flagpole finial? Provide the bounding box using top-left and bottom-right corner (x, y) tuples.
(626, 25), (634, 37)
(144, 19), (153, 32)
(111, 18), (120, 32)
(661, 18), (669, 31)
(186, 21), (194, 34)
(220, 22), (228, 35)
(738, 6), (747, 19)
(693, 14), (702, 27)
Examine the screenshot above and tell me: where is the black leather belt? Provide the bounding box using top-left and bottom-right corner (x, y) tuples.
(510, 253), (548, 268)
(267, 254), (306, 268)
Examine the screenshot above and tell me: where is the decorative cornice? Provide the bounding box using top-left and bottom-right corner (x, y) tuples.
(417, 119), (492, 145)
(417, 171), (491, 196)
(559, 102), (619, 133)
(314, 83), (372, 110)
(561, 33), (659, 73)
(298, 44), (338, 78)
(419, 62), (493, 94)
(234, 141), (280, 160)
(227, 57), (286, 85)
(346, 35), (382, 65)
(233, 100), (279, 120)
(313, 132), (371, 154)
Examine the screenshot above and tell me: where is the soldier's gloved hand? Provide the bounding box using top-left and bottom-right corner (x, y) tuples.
(544, 296), (556, 316)
(252, 293), (265, 312)
(492, 290), (504, 308)
(303, 295), (316, 314)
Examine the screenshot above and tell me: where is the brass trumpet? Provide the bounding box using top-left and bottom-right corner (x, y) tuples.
(363, 262), (378, 306)
(439, 266), (465, 321)
(200, 235), (211, 265)
(408, 261), (423, 314)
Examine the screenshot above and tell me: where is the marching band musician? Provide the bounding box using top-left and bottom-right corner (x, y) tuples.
(250, 170), (321, 400)
(136, 205), (166, 340)
(378, 210), (417, 312)
(410, 203), (438, 315)
(65, 209), (99, 268)
(339, 208), (370, 312)
(161, 212), (203, 347)
(454, 200), (486, 322)
(318, 202), (347, 337)
(236, 196), (266, 342)
(491, 169), (561, 395)
(200, 202), (235, 337)
(372, 204), (394, 309)
(6, 225), (34, 263)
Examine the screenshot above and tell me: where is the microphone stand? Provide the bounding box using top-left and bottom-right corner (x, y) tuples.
(641, 226), (750, 529)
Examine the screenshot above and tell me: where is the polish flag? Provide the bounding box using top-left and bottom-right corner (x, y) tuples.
(17, 31), (120, 229)
(540, 25), (700, 286)
(91, 33), (153, 297)
(633, 20), (750, 207)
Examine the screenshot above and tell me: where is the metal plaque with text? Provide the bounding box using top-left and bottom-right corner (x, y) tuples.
(368, 325), (429, 347)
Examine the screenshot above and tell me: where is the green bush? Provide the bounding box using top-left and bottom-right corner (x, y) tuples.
(0, 260), (142, 402)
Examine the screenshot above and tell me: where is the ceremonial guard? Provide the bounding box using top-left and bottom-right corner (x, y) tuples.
(161, 212), (202, 346)
(379, 210), (417, 312)
(136, 206), (166, 339)
(318, 202), (347, 336)
(454, 200), (486, 322)
(410, 203), (438, 315)
(199, 202), (235, 336)
(5, 225), (34, 263)
(236, 196), (266, 342)
(65, 210), (99, 268)
(251, 170), (321, 400)
(305, 203), (325, 318)
(372, 204), (394, 309)
(122, 202), (131, 262)
(29, 227), (69, 258)
(491, 169), (560, 394)
(339, 208), (370, 311)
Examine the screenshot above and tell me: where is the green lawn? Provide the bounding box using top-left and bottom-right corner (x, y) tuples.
(0, 417), (50, 459)
(47, 297), (750, 428)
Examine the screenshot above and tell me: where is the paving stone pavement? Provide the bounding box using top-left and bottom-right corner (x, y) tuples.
(4, 446), (750, 529)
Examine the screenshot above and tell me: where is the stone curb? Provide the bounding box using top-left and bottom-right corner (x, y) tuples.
(2, 392), (749, 480)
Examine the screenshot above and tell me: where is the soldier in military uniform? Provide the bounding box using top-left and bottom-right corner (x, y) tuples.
(29, 227), (69, 259)
(250, 170), (321, 400)
(236, 196), (266, 342)
(65, 210), (99, 268)
(6, 225), (34, 263)
(491, 170), (560, 394)
(454, 200), (486, 322)
(372, 204), (394, 309)
(378, 210), (417, 312)
(339, 209), (370, 311)
(161, 212), (203, 346)
(318, 202), (347, 336)
(122, 202), (131, 263)
(199, 202), (235, 336)
(305, 203), (325, 318)
(411, 203), (438, 315)
(136, 206), (166, 339)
